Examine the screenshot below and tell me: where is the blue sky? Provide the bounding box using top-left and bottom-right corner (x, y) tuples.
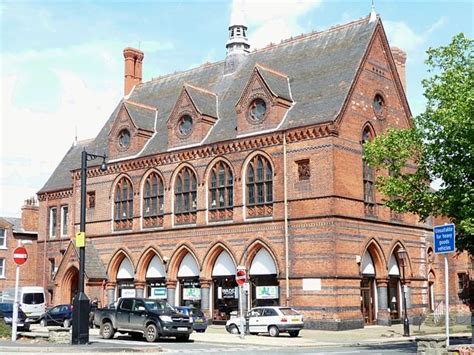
(1, 0), (473, 217)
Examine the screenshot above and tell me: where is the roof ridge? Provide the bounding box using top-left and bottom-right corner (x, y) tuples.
(149, 60), (224, 83)
(253, 15), (371, 54)
(125, 100), (157, 111)
(185, 83), (217, 96)
(255, 63), (288, 78)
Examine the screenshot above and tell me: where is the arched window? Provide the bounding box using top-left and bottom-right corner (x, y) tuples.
(209, 161), (233, 221)
(114, 177), (133, 230)
(143, 172), (164, 228)
(246, 155), (273, 218)
(362, 126), (375, 216)
(174, 167), (197, 224)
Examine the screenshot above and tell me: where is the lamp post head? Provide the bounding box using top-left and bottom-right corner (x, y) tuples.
(397, 247), (407, 267)
(100, 155), (107, 172)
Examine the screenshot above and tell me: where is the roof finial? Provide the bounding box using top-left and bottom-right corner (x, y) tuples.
(369, 0), (377, 23)
(225, 0), (250, 74)
(73, 126), (78, 146)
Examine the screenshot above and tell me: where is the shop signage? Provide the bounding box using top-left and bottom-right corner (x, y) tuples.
(121, 288), (136, 298)
(183, 288), (201, 300)
(256, 286), (278, 299)
(433, 224), (456, 254)
(150, 287), (167, 299)
(148, 280), (166, 287)
(182, 280), (200, 288)
(118, 282), (135, 289)
(221, 287), (237, 299)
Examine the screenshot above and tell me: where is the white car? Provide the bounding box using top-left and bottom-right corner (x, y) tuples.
(225, 306), (304, 337)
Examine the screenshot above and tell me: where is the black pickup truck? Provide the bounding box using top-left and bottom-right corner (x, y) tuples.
(94, 298), (193, 342)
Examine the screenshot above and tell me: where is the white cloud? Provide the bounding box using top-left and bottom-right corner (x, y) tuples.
(231, 0), (322, 49)
(384, 17), (447, 59)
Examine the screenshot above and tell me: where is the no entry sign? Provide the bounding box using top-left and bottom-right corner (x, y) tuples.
(13, 246), (28, 265)
(236, 268), (246, 286)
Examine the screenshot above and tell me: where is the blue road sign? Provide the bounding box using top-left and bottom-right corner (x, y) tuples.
(433, 224), (456, 254)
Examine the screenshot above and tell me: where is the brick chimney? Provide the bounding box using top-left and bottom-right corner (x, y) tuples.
(21, 197), (39, 232)
(123, 47), (144, 96)
(391, 47), (407, 93)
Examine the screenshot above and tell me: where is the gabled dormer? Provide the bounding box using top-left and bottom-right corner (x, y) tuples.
(235, 64), (293, 136)
(167, 84), (218, 150)
(108, 101), (156, 159)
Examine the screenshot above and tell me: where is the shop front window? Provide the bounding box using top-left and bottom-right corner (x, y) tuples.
(180, 277), (201, 309)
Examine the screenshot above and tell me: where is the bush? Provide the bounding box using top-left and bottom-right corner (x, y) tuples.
(0, 318), (12, 338)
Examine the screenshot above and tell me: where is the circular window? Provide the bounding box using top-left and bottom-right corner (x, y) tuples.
(118, 129), (131, 149)
(373, 94), (385, 117)
(248, 98), (267, 122)
(178, 115), (193, 136)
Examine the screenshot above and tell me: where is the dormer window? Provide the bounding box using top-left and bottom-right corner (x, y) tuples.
(118, 129), (131, 149)
(177, 115), (193, 137)
(248, 98), (267, 123)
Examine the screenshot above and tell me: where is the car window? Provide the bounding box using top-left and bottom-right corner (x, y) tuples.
(22, 293), (45, 305)
(144, 299), (174, 311)
(279, 308), (300, 316)
(50, 306), (60, 314)
(249, 309), (263, 317)
(189, 309), (203, 317)
(262, 308), (278, 316)
(133, 300), (146, 312)
(120, 299), (133, 311)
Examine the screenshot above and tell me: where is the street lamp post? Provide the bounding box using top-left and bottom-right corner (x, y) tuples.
(398, 247), (410, 337)
(71, 150), (107, 345)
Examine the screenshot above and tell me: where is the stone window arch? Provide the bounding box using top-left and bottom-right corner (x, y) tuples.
(114, 177), (133, 230)
(246, 155), (273, 218)
(209, 161), (233, 221)
(143, 172), (165, 228)
(362, 124), (376, 216)
(174, 167), (197, 225)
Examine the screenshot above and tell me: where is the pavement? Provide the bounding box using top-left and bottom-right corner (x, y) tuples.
(0, 323), (471, 354)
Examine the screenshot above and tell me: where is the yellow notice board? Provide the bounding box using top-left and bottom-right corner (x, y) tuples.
(75, 232), (85, 247)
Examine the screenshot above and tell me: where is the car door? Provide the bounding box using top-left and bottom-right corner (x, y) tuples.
(48, 306), (61, 325)
(116, 299), (133, 329)
(248, 308), (265, 333)
(129, 299), (147, 331)
(262, 307), (279, 331)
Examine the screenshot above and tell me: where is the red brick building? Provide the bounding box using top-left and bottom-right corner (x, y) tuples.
(0, 198), (39, 296)
(36, 13), (455, 330)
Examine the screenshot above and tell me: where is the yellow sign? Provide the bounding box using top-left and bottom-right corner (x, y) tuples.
(75, 232), (86, 247)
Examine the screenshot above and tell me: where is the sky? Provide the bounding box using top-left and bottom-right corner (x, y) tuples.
(1, 0), (473, 217)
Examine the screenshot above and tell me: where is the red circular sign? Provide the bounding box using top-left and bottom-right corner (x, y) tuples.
(13, 246), (28, 265)
(236, 269), (246, 286)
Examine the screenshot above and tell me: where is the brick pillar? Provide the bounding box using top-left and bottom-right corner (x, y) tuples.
(200, 279), (211, 318)
(166, 280), (177, 307)
(135, 281), (146, 298)
(106, 282), (116, 306)
(376, 278), (390, 326)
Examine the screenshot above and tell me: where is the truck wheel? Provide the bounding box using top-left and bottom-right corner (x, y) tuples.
(176, 334), (190, 342)
(101, 321), (115, 339)
(40, 318), (47, 327)
(229, 325), (240, 335)
(145, 324), (158, 343)
(289, 330), (299, 337)
(268, 325), (279, 337)
(63, 319), (71, 328)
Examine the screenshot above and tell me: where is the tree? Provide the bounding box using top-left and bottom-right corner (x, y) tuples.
(364, 33), (474, 253)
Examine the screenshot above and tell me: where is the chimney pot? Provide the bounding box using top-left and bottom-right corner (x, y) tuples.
(123, 47), (144, 96)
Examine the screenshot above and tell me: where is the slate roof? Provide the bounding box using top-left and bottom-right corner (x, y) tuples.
(39, 16), (378, 194)
(185, 85), (218, 118)
(55, 241), (107, 280)
(255, 65), (292, 101)
(124, 102), (156, 132)
(1, 217), (37, 234)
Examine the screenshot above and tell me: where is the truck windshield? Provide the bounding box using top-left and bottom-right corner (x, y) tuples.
(144, 299), (174, 311)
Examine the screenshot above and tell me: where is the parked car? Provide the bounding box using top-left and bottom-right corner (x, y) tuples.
(175, 306), (208, 332)
(226, 306), (303, 337)
(94, 298), (193, 342)
(0, 302), (30, 331)
(38, 304), (73, 328)
(1, 287), (46, 321)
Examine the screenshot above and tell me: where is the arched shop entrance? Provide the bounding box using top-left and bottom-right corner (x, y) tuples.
(361, 250), (377, 324)
(249, 248), (279, 307)
(145, 256), (167, 299)
(212, 250), (237, 322)
(178, 253), (201, 308)
(116, 257), (135, 298)
(388, 252), (401, 322)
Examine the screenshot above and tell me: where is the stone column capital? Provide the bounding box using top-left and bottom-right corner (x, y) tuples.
(166, 280), (177, 289)
(106, 281), (116, 290)
(376, 278), (389, 287)
(134, 281), (146, 289)
(200, 278), (212, 288)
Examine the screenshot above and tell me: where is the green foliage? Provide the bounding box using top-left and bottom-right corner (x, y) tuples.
(0, 319), (12, 338)
(364, 33), (474, 253)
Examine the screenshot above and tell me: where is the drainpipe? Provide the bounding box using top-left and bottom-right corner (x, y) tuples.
(283, 133), (290, 306)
